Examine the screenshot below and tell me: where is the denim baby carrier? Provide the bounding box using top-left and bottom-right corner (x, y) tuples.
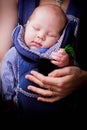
(16, 0), (80, 117)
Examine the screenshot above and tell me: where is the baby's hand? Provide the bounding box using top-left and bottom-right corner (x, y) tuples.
(51, 48), (69, 67)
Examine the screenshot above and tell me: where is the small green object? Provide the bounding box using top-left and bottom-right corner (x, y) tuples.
(64, 44), (76, 60)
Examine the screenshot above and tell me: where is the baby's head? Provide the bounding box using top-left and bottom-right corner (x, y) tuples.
(24, 4), (67, 50)
(29, 4), (67, 33)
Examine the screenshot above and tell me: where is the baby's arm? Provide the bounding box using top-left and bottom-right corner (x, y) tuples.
(51, 48), (73, 67)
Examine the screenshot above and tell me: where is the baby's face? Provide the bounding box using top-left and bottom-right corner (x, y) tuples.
(24, 6), (65, 50)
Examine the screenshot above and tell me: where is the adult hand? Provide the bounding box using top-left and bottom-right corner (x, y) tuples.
(25, 66), (87, 103)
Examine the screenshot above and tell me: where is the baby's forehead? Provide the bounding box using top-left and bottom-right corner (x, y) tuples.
(33, 4), (63, 16)
(29, 4), (67, 26)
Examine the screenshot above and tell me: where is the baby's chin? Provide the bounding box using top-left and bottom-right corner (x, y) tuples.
(30, 46), (40, 50)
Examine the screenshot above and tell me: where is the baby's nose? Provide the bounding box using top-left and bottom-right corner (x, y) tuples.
(37, 31), (46, 41)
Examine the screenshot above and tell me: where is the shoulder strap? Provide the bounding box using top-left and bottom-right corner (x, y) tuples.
(66, 0), (80, 18)
(61, 0), (80, 48)
(18, 0), (40, 25)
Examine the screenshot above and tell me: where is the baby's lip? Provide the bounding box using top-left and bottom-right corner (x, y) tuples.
(31, 41), (42, 47)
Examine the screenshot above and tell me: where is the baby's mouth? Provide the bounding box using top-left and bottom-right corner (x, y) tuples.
(31, 41), (42, 47)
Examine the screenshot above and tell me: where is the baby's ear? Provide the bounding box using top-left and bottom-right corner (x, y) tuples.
(24, 20), (29, 28)
(26, 20), (30, 26)
(27, 20), (30, 24)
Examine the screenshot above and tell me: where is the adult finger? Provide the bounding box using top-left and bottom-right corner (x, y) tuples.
(25, 73), (44, 88)
(26, 71), (63, 89)
(37, 95), (64, 103)
(28, 85), (54, 97)
(48, 66), (74, 77)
